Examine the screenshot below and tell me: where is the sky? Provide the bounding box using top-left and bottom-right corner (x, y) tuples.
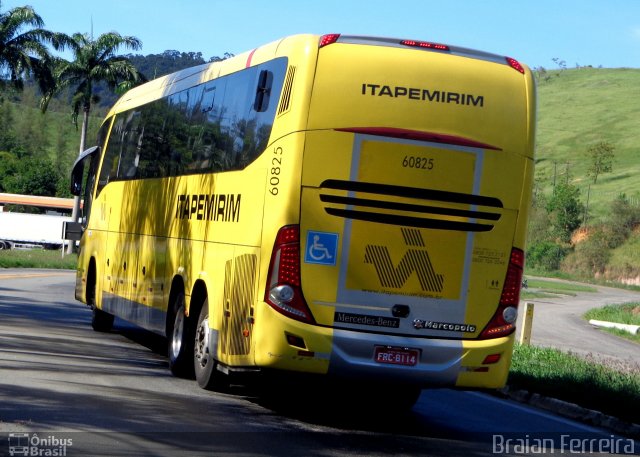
(3, 0), (640, 69)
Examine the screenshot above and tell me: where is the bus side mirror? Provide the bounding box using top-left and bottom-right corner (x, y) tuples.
(70, 161), (84, 196)
(69, 146), (100, 196)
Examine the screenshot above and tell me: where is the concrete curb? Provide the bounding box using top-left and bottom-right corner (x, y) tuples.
(499, 386), (640, 438)
(589, 319), (640, 335)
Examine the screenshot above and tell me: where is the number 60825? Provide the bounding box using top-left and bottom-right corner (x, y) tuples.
(402, 155), (434, 170)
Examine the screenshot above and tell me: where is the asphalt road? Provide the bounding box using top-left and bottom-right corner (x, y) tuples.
(0, 269), (636, 456)
(517, 277), (640, 371)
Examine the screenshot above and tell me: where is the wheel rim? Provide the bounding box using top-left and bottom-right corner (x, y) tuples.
(195, 315), (210, 369)
(171, 308), (184, 360)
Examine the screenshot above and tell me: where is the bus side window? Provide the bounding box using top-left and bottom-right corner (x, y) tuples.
(253, 70), (273, 112)
(94, 57), (287, 183)
(118, 111), (143, 179)
(97, 117), (124, 196)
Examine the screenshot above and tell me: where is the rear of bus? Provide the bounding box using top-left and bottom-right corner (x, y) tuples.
(259, 35), (535, 391)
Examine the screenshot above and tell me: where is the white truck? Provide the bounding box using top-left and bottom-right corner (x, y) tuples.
(0, 211), (72, 250)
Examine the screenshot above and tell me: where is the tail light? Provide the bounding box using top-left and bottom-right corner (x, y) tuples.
(506, 57), (525, 74)
(265, 225), (315, 324)
(400, 39), (450, 51)
(319, 34), (340, 48)
(479, 248), (524, 339)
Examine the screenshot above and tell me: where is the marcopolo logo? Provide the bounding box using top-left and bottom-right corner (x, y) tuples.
(8, 433), (73, 456)
(364, 228), (444, 292)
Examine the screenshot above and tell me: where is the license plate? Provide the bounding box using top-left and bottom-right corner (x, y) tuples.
(374, 346), (419, 366)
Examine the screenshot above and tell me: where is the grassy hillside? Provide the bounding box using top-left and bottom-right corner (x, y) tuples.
(535, 67), (640, 220)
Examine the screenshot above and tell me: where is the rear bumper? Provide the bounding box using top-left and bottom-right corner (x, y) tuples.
(254, 306), (513, 388)
(329, 329), (513, 388)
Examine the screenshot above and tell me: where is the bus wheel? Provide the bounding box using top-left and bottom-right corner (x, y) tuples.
(91, 307), (114, 332)
(194, 301), (226, 390)
(168, 292), (195, 378)
(88, 271), (113, 332)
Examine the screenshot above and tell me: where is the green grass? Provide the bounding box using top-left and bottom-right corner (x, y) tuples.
(607, 232), (640, 281)
(0, 249), (77, 269)
(520, 291), (559, 299)
(526, 278), (598, 293)
(533, 69), (640, 282)
(525, 267), (583, 282)
(536, 68), (640, 221)
(525, 266), (640, 292)
(584, 303), (640, 343)
(509, 344), (640, 424)
(521, 278), (598, 299)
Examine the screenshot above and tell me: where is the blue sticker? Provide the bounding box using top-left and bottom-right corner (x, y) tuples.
(304, 231), (339, 266)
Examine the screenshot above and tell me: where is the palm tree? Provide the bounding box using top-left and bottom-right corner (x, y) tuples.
(0, 2), (68, 93)
(40, 31), (144, 252)
(42, 31), (144, 153)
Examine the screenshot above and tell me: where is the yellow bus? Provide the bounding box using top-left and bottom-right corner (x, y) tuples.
(67, 34), (535, 407)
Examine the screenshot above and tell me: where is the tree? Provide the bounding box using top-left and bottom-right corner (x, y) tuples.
(546, 182), (584, 243)
(570, 228), (611, 276)
(41, 32), (144, 152)
(586, 141), (615, 184)
(0, 150), (18, 192)
(2, 156), (59, 199)
(607, 194), (640, 246)
(527, 240), (569, 271)
(0, 99), (17, 151)
(40, 31), (143, 252)
(0, 2), (68, 93)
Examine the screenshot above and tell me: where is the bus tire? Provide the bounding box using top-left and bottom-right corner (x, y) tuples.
(87, 265), (113, 332)
(194, 301), (226, 390)
(168, 292), (195, 379)
(91, 307), (114, 332)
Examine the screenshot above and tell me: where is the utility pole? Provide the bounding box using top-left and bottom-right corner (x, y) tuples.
(583, 183), (591, 226)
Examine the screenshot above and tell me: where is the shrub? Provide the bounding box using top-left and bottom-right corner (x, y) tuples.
(562, 228), (611, 276)
(527, 241), (569, 271)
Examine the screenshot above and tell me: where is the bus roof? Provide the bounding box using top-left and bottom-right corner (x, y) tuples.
(106, 34), (527, 118)
(106, 35), (314, 117)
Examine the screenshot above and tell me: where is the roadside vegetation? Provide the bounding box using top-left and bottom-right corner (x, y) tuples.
(509, 344), (639, 425)
(0, 248), (76, 269)
(521, 278), (597, 299)
(584, 303), (640, 343)
(527, 67), (640, 286)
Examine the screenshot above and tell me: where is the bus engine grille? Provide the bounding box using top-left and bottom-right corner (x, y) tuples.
(221, 253), (257, 356)
(319, 179), (503, 232)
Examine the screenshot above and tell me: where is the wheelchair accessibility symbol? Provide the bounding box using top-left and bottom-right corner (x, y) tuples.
(304, 231), (339, 266)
